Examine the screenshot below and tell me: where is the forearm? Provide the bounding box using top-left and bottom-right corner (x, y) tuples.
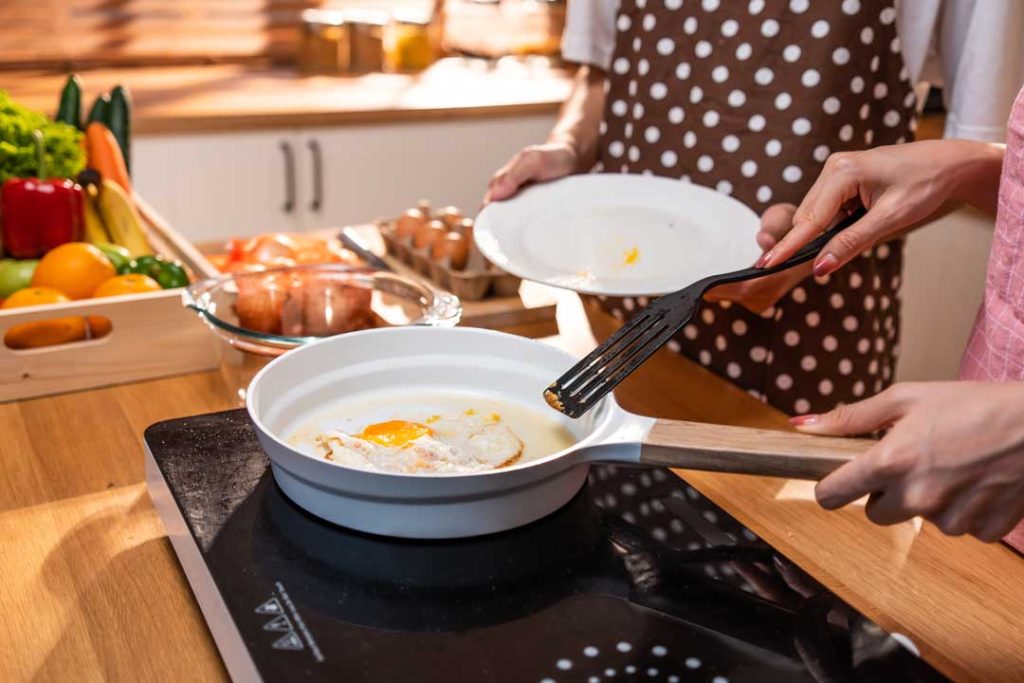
(547, 66), (607, 172)
(940, 140), (1005, 215)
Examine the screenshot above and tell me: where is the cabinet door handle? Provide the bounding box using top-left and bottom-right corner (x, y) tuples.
(308, 139), (323, 213)
(279, 140), (296, 213)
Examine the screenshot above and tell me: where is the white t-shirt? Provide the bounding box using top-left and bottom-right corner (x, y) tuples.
(562, 0), (1024, 142)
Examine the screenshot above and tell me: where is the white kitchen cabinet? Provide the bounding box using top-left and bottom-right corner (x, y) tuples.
(133, 115), (557, 242)
(134, 129), (307, 239)
(296, 116), (558, 229)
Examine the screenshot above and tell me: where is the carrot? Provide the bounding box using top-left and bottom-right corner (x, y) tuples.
(85, 121), (131, 194)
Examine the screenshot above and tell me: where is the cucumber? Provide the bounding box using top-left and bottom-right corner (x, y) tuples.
(55, 74), (82, 130)
(108, 85), (132, 175)
(86, 93), (111, 127)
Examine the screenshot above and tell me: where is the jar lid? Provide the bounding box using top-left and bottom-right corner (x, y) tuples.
(301, 8), (346, 27)
(392, 8), (432, 26)
(342, 8), (390, 27)
(301, 7), (390, 28)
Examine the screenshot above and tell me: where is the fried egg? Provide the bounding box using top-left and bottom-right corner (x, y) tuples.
(314, 411), (523, 474)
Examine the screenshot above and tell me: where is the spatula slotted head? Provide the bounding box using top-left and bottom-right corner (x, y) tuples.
(545, 289), (702, 418)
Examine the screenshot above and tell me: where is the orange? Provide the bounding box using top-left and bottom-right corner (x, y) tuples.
(93, 274), (161, 298)
(1, 287), (87, 349)
(2, 286), (70, 308)
(31, 243), (116, 300)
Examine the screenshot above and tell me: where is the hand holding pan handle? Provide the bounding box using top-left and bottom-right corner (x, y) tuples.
(637, 420), (873, 480)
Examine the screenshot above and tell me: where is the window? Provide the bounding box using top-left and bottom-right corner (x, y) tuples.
(0, 0), (332, 70)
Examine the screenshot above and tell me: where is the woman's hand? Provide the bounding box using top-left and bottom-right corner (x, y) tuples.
(759, 140), (1004, 276)
(705, 203), (810, 312)
(483, 142), (580, 204)
(483, 65), (607, 204)
(792, 381), (1024, 542)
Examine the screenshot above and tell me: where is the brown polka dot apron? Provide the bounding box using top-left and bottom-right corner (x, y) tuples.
(592, 0), (917, 415)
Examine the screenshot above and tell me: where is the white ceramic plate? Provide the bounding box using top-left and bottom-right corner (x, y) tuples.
(474, 174), (762, 297)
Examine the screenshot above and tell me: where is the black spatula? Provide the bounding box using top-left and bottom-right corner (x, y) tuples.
(545, 208), (866, 418)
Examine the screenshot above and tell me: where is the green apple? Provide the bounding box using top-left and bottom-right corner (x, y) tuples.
(0, 259), (39, 298)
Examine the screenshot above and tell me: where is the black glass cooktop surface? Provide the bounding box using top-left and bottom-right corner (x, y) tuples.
(144, 409), (945, 683)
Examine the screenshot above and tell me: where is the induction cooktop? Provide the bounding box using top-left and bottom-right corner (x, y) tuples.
(144, 409), (946, 682)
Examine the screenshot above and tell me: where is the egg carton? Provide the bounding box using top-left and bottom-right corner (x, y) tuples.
(377, 220), (521, 301)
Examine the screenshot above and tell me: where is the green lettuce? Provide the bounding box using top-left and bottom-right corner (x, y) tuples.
(0, 90), (85, 183)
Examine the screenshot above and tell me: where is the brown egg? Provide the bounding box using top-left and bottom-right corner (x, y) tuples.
(413, 219), (448, 251)
(455, 217), (475, 242)
(235, 273), (287, 334)
(395, 208), (426, 242)
(430, 232), (469, 271)
(437, 206), (463, 230)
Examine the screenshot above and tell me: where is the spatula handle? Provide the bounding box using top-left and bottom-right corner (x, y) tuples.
(698, 207), (867, 291)
(640, 419), (874, 480)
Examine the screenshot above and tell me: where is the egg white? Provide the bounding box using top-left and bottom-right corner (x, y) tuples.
(315, 414), (523, 474)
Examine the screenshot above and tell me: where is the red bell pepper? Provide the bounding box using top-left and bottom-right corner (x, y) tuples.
(1, 130), (83, 259)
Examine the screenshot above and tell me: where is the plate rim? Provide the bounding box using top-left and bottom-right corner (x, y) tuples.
(474, 174), (761, 297)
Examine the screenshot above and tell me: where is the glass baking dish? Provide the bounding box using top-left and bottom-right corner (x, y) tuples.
(183, 264), (461, 399)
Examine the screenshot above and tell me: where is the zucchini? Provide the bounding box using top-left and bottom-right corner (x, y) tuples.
(108, 85), (132, 175)
(86, 93), (111, 127)
(55, 74), (82, 130)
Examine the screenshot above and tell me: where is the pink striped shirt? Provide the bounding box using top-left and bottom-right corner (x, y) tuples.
(958, 85), (1024, 551)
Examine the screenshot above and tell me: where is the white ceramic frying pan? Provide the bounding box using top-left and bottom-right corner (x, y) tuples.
(247, 327), (871, 539)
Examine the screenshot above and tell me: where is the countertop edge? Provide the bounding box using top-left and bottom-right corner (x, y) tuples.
(133, 100), (564, 135)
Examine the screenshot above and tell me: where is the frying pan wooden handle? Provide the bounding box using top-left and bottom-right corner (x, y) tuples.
(640, 419), (874, 480)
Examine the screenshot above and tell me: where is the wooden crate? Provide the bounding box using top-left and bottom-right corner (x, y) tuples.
(0, 197), (221, 402)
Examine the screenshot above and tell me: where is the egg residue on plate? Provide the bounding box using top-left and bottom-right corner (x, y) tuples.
(314, 409), (525, 474)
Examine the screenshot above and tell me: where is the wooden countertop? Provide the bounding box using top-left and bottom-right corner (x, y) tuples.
(0, 294), (1021, 681)
(2, 57), (572, 135)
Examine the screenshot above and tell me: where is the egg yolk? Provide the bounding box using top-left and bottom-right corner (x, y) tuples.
(358, 420), (433, 447)
(623, 246), (640, 266)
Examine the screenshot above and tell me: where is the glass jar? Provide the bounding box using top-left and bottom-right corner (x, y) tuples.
(383, 13), (439, 73)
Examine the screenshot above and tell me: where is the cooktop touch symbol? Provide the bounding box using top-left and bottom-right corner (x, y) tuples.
(263, 615), (293, 633)
(255, 595), (304, 651)
(255, 597), (283, 616)
(273, 632), (304, 651)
